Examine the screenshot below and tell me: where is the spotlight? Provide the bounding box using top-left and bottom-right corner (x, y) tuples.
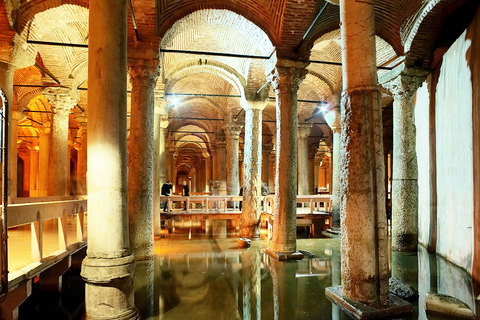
(320, 105), (327, 112)
(172, 96), (179, 105)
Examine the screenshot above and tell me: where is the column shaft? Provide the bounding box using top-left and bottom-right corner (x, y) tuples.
(216, 134), (227, 195)
(339, 0), (389, 304)
(297, 124), (311, 195)
(128, 60), (159, 260)
(331, 128), (341, 229)
(38, 130), (50, 197)
(269, 62), (307, 253)
(81, 0), (138, 317)
(225, 123), (243, 196)
(385, 68), (427, 251)
(241, 106), (263, 238)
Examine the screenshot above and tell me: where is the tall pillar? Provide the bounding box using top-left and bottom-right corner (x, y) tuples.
(153, 101), (168, 237)
(28, 142), (39, 197)
(262, 142), (273, 191)
(384, 67), (428, 252)
(128, 59), (159, 260)
(328, 0), (389, 305)
(297, 124), (311, 195)
(216, 132), (227, 195)
(324, 106), (341, 230)
(43, 88), (78, 196)
(11, 111), (25, 198)
(224, 122), (243, 196)
(267, 60), (307, 255)
(203, 151), (211, 193)
(0, 63), (15, 200)
(80, 0), (138, 318)
(308, 146), (316, 195)
(268, 148), (275, 194)
(74, 115), (87, 195)
(37, 128), (50, 197)
(240, 98), (267, 238)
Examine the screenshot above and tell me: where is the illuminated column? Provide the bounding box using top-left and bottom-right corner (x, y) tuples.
(308, 146), (316, 195)
(268, 148), (275, 194)
(0, 63), (14, 199)
(203, 151), (211, 193)
(324, 106), (341, 230)
(262, 142), (273, 191)
(267, 60), (307, 256)
(297, 124), (311, 195)
(43, 88), (78, 196)
(314, 152), (321, 192)
(28, 142), (39, 197)
(128, 59), (159, 260)
(75, 119), (88, 195)
(384, 67), (428, 252)
(224, 122), (243, 196)
(216, 132), (227, 195)
(241, 97), (267, 238)
(37, 128), (50, 197)
(11, 110), (25, 198)
(153, 99), (168, 237)
(327, 0), (389, 305)
(80, 0), (138, 318)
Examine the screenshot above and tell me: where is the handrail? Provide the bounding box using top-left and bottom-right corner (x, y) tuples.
(2, 198), (87, 288)
(263, 194), (332, 215)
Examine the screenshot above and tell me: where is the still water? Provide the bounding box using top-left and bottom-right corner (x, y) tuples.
(134, 226), (480, 320)
(18, 225), (480, 319)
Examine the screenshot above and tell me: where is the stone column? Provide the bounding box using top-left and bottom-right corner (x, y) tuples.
(153, 102), (168, 237)
(0, 63), (15, 200)
(383, 67), (428, 252)
(216, 133), (227, 195)
(297, 124), (311, 195)
(324, 106), (341, 230)
(74, 115), (87, 195)
(267, 60), (307, 256)
(314, 152), (321, 192)
(11, 110), (25, 198)
(80, 0), (138, 318)
(262, 142), (273, 191)
(268, 149), (275, 194)
(224, 122), (243, 196)
(43, 88), (78, 196)
(328, 0), (389, 305)
(28, 142), (39, 197)
(127, 59), (159, 260)
(37, 128), (50, 197)
(240, 98), (267, 238)
(203, 151), (211, 193)
(308, 147), (316, 195)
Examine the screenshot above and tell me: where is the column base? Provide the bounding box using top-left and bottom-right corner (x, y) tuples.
(81, 255), (139, 320)
(325, 286), (411, 320)
(265, 248), (304, 261)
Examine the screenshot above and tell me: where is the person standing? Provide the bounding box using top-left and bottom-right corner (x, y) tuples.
(161, 180), (172, 212)
(182, 181), (190, 210)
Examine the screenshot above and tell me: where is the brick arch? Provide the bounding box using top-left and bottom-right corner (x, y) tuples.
(164, 61), (246, 94)
(157, 2), (279, 47)
(16, 0), (88, 33)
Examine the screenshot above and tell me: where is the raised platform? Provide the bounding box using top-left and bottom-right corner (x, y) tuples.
(325, 285), (412, 319)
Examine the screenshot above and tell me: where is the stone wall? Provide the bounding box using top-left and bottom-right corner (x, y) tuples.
(416, 10), (480, 273)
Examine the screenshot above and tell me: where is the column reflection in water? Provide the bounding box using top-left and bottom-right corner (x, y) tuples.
(331, 246), (341, 320)
(269, 257), (297, 320)
(391, 250), (419, 318)
(134, 259), (155, 319)
(242, 248), (261, 320)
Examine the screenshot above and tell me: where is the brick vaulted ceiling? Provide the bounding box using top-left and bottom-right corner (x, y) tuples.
(0, 0), (478, 171)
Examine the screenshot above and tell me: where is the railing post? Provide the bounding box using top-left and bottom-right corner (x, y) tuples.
(31, 213), (42, 262)
(58, 209), (67, 251)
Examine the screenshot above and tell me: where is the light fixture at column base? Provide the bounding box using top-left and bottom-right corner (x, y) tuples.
(265, 249), (304, 261)
(325, 285), (411, 319)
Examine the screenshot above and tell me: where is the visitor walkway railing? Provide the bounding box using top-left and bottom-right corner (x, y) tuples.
(4, 195), (87, 288)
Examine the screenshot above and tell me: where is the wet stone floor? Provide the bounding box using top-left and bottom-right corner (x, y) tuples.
(133, 225), (480, 320)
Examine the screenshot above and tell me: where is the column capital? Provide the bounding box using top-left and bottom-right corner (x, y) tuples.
(324, 106), (341, 131)
(382, 66), (429, 100)
(155, 96), (167, 115)
(266, 60), (308, 95)
(43, 87), (79, 115)
(223, 122), (243, 140)
(160, 114), (169, 129)
(297, 123), (312, 139)
(127, 59), (160, 87)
